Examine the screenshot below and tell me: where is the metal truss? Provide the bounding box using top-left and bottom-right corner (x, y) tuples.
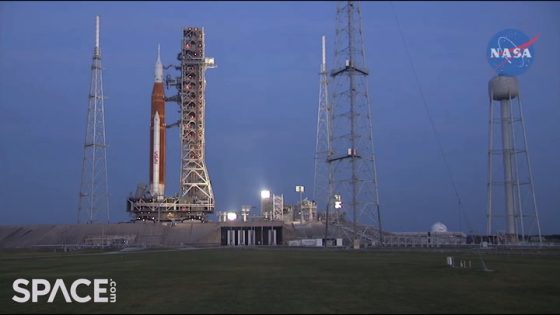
(328, 1), (383, 246)
(78, 16), (110, 224)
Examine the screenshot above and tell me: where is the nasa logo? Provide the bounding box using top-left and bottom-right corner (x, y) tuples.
(487, 29), (539, 76)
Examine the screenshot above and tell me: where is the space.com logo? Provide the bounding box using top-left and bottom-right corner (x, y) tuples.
(12, 278), (116, 303)
(487, 29), (539, 76)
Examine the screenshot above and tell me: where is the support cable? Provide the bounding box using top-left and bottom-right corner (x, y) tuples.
(391, 2), (491, 271)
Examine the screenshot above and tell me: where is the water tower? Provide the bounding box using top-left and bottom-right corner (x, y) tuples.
(486, 75), (542, 243)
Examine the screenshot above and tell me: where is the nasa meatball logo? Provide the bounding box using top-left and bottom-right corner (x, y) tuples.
(487, 29), (539, 76)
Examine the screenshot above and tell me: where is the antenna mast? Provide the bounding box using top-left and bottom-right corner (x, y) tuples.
(78, 15), (110, 224)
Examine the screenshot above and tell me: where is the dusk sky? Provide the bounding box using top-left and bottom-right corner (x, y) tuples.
(0, 1), (559, 234)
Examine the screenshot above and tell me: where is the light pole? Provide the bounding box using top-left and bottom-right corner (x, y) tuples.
(241, 205), (251, 222)
(296, 185), (304, 223)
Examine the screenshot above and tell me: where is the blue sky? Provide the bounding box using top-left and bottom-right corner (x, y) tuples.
(0, 1), (559, 234)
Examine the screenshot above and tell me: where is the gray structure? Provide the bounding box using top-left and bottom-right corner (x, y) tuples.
(174, 27), (216, 214)
(486, 75), (542, 243)
(313, 35), (331, 220)
(319, 1), (383, 247)
(221, 222), (283, 246)
(78, 16), (110, 224)
(0, 223), (290, 249)
(384, 223), (467, 247)
(384, 231), (467, 248)
(297, 199), (318, 224)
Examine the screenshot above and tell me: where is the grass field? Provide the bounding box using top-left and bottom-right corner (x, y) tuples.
(1, 247), (559, 314)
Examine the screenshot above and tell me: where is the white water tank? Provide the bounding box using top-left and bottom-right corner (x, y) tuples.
(489, 75), (519, 101)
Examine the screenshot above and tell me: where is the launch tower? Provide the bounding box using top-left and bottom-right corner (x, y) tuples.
(127, 27), (215, 222)
(175, 27), (216, 214)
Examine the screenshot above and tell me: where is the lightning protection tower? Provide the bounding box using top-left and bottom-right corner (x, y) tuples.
(486, 75), (542, 243)
(78, 16), (110, 224)
(328, 1), (382, 247)
(313, 35), (332, 222)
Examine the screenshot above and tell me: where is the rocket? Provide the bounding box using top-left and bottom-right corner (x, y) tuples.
(150, 45), (166, 198)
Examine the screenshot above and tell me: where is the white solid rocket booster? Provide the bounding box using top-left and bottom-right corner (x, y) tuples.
(152, 111), (161, 196)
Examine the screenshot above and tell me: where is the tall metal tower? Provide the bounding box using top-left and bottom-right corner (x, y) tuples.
(313, 35), (331, 218)
(486, 75), (542, 243)
(327, 1), (383, 247)
(78, 16), (110, 224)
(175, 27), (216, 217)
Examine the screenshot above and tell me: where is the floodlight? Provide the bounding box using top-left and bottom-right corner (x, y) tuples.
(261, 190), (271, 199)
(226, 212), (237, 221)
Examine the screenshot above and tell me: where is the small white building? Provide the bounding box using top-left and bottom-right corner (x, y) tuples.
(384, 222), (467, 247)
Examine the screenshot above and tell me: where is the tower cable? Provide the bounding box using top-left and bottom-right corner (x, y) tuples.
(390, 2), (491, 271)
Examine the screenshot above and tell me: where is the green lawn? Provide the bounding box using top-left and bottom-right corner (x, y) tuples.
(1, 248), (559, 314)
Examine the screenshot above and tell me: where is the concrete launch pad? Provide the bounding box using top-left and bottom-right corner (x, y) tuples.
(0, 221), (470, 250)
(0, 222), (325, 249)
